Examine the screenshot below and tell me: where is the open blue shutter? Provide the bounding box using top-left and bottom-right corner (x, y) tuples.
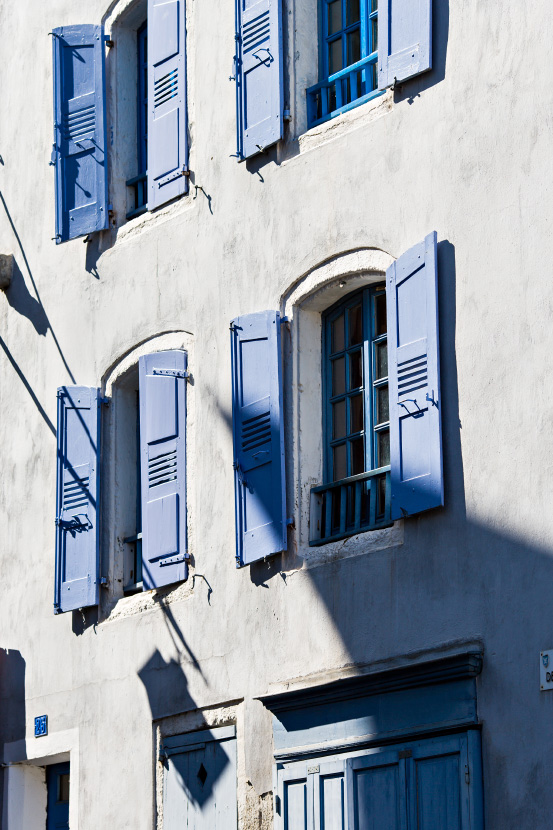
(51, 25), (108, 243)
(386, 232), (443, 520)
(54, 387), (101, 613)
(139, 350), (188, 589)
(235, 0), (283, 159)
(377, 0), (432, 90)
(147, 0), (188, 210)
(409, 735), (474, 830)
(231, 310), (286, 566)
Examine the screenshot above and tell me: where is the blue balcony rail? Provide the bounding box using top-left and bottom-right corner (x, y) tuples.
(306, 51), (382, 128)
(309, 465), (391, 546)
(126, 172), (147, 220)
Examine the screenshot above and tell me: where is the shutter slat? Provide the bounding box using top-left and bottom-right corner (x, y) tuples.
(147, 0), (188, 210)
(139, 351), (188, 589)
(235, 0), (283, 159)
(52, 25), (108, 243)
(378, 0), (432, 89)
(387, 232), (443, 519)
(231, 310), (286, 566)
(54, 386), (101, 613)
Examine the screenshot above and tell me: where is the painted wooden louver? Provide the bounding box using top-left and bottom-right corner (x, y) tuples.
(378, 0), (432, 90)
(54, 387), (101, 613)
(386, 231), (443, 520)
(139, 350), (188, 589)
(234, 0), (283, 159)
(147, 0), (188, 209)
(231, 310), (286, 566)
(51, 25), (108, 243)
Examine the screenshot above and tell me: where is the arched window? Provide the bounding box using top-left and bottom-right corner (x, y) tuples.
(314, 284), (391, 542)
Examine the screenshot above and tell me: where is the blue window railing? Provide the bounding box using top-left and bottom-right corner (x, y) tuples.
(307, 0), (380, 128)
(310, 466), (391, 546)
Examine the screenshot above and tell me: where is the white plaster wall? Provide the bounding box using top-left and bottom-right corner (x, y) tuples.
(0, 0), (552, 827)
(3, 766), (46, 830)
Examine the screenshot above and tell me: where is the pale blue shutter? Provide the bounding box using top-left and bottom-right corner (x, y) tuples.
(377, 0), (432, 89)
(147, 0), (188, 210)
(386, 232), (443, 520)
(313, 760), (346, 829)
(231, 310), (286, 566)
(54, 386), (101, 613)
(51, 25), (108, 243)
(235, 0), (283, 159)
(346, 748), (407, 830)
(139, 351), (188, 589)
(277, 766), (308, 830)
(409, 735), (476, 830)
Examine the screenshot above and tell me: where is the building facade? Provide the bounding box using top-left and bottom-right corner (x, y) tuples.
(0, 0), (551, 827)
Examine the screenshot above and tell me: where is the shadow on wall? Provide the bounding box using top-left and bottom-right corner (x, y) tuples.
(0, 649), (26, 822)
(137, 593), (231, 810)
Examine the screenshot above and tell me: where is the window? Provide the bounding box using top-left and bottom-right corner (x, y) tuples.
(54, 349), (189, 614)
(126, 20), (148, 220)
(311, 285), (391, 545)
(307, 0), (379, 127)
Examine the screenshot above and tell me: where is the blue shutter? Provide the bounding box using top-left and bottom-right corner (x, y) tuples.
(386, 232), (443, 520)
(51, 25), (108, 243)
(231, 310), (286, 566)
(313, 759), (347, 830)
(277, 766), (308, 830)
(139, 350), (188, 589)
(54, 386), (101, 613)
(408, 735), (476, 830)
(147, 0), (188, 210)
(347, 748), (407, 830)
(234, 0), (283, 159)
(377, 0), (432, 90)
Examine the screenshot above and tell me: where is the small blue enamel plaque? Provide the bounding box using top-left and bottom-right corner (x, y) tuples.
(34, 715), (48, 737)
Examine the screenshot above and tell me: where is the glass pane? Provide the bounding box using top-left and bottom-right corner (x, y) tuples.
(347, 28), (360, 66)
(59, 774), (70, 803)
(371, 17), (378, 51)
(375, 341), (388, 379)
(327, 0), (342, 35)
(333, 399), (346, 439)
(332, 313), (345, 353)
(377, 429), (390, 467)
(348, 302), (362, 345)
(332, 357), (346, 396)
(329, 38), (343, 74)
(349, 349), (362, 389)
(347, 0), (360, 25)
(350, 393), (363, 433)
(376, 384), (389, 423)
(375, 292), (387, 336)
(351, 436), (365, 475)
(333, 443), (347, 481)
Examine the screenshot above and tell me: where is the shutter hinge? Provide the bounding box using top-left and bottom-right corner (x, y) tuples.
(465, 764), (470, 785)
(102, 396), (111, 406)
(152, 368), (190, 381)
(280, 316), (289, 324)
(286, 517), (294, 527)
(182, 165), (190, 177)
(283, 109), (292, 121)
(104, 35), (114, 47)
(100, 577), (108, 588)
(159, 553), (190, 567)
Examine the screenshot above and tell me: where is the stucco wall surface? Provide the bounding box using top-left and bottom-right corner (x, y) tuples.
(0, 0), (552, 827)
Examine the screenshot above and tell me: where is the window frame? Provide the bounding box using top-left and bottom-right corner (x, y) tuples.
(322, 285), (389, 485)
(307, 0), (380, 128)
(126, 18), (149, 220)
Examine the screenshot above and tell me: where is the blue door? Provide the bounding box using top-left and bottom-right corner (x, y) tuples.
(46, 762), (70, 830)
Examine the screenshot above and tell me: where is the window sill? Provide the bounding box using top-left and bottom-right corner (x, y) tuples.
(297, 88), (392, 157)
(301, 520), (403, 570)
(115, 190), (194, 246)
